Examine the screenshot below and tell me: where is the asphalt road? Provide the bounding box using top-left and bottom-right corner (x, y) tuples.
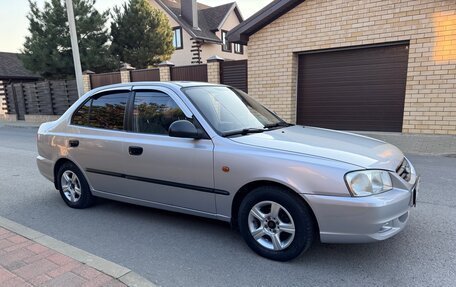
(0, 126), (455, 287)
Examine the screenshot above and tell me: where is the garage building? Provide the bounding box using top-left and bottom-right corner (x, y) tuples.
(228, 0), (456, 134)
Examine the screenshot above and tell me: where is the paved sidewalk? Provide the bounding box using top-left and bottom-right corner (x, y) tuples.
(0, 216), (156, 287)
(0, 227), (127, 287)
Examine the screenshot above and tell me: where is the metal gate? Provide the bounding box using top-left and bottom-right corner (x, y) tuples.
(90, 72), (122, 88)
(130, 69), (160, 82)
(220, 60), (248, 93)
(297, 43), (409, 132)
(171, 64), (208, 82)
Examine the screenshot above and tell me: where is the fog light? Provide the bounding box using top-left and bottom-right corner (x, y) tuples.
(398, 212), (408, 223)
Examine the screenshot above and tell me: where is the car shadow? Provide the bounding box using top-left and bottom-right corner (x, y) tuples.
(92, 196), (408, 265)
(4, 187), (427, 286)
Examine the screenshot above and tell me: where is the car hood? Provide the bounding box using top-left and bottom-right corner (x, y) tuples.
(229, 126), (404, 170)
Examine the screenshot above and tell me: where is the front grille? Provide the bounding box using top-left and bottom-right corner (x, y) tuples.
(396, 158), (411, 182)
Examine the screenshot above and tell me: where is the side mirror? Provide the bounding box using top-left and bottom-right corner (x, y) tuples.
(169, 120), (202, 139)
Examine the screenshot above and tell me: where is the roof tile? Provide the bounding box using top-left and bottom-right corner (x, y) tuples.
(0, 52), (40, 80)
(158, 0), (240, 42)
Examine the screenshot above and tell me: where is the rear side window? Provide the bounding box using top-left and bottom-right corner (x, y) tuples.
(72, 92), (129, 130)
(133, 91), (185, 135)
(72, 101), (90, 126)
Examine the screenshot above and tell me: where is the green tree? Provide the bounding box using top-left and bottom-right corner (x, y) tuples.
(21, 0), (117, 79)
(110, 0), (174, 69)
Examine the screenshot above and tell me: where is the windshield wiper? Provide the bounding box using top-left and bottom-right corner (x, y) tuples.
(264, 121), (291, 129)
(223, 122), (291, 137)
(223, 128), (265, 137)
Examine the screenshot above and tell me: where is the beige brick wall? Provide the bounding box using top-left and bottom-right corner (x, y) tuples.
(159, 66), (172, 81)
(120, 70), (131, 83)
(82, 74), (91, 94)
(207, 61), (221, 84)
(248, 0), (456, 134)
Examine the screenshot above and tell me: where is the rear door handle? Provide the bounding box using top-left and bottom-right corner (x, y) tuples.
(69, 140), (79, 147)
(129, 146), (143, 156)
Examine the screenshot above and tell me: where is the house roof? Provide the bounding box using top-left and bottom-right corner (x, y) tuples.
(227, 0), (305, 45)
(0, 52), (40, 80)
(156, 0), (243, 43)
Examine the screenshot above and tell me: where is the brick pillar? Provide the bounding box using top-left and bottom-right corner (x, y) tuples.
(207, 55), (224, 84)
(158, 61), (174, 81)
(82, 70), (94, 95)
(120, 63), (135, 83)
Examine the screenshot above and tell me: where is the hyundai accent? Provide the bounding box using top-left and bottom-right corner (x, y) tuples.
(37, 82), (419, 261)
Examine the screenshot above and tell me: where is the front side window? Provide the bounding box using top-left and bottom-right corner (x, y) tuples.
(221, 30), (231, 52)
(72, 92), (129, 130)
(133, 91), (186, 135)
(173, 27), (183, 49)
(183, 86), (284, 136)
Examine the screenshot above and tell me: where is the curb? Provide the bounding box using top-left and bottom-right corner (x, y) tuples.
(353, 131), (456, 156)
(0, 123), (40, 129)
(0, 215), (157, 287)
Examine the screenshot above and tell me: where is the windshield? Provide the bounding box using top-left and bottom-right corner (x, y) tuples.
(183, 86), (286, 136)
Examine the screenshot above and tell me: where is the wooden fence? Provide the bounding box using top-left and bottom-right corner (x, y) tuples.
(4, 80), (78, 119)
(171, 64), (208, 82)
(90, 72), (121, 88)
(1, 60), (249, 118)
(0, 81), (6, 114)
(130, 68), (160, 82)
(86, 60), (247, 90)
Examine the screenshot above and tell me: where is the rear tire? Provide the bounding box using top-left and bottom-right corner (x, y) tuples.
(57, 162), (94, 209)
(238, 186), (315, 261)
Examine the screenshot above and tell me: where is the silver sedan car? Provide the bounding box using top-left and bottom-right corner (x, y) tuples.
(37, 82), (419, 261)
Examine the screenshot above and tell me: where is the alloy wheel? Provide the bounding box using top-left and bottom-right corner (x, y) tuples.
(61, 170), (82, 203)
(248, 201), (296, 251)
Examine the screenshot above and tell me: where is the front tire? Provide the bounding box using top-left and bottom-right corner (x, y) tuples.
(238, 186), (316, 261)
(57, 162), (94, 209)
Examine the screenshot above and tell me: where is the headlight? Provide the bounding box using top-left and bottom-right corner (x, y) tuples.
(345, 170), (393, 197)
(405, 157), (416, 175)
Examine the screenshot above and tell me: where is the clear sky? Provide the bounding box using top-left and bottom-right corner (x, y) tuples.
(0, 0), (272, 53)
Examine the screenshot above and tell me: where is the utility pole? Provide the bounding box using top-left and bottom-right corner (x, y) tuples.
(65, 0), (84, 97)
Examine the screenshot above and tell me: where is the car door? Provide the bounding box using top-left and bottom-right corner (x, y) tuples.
(68, 88), (131, 195)
(118, 86), (216, 213)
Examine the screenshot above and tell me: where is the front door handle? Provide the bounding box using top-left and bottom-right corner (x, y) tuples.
(129, 146), (143, 156)
(69, 140), (79, 147)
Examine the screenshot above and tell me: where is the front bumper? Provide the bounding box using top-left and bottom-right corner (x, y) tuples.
(304, 182), (417, 243)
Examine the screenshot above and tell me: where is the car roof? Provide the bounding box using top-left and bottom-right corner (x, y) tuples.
(133, 81), (219, 88)
(91, 81), (220, 92)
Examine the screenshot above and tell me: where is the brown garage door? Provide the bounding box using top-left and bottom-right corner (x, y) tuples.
(297, 43), (409, 132)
